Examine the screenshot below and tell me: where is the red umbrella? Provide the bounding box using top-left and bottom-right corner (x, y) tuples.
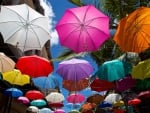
(90, 78), (115, 92)
(63, 78), (89, 92)
(25, 90), (44, 100)
(15, 55), (53, 77)
(128, 98), (141, 105)
(48, 102), (64, 108)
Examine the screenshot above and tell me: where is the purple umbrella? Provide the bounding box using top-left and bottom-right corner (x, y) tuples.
(57, 58), (93, 81)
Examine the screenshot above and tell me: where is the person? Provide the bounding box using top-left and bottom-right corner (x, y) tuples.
(26, 106), (39, 113)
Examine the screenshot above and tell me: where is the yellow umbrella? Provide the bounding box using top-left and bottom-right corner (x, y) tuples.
(2, 69), (30, 86)
(131, 58), (150, 80)
(0, 52), (15, 73)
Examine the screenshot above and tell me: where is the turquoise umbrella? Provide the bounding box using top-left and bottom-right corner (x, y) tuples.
(30, 99), (47, 107)
(95, 59), (132, 82)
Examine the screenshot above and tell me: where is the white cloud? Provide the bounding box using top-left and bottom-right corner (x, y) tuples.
(40, 0), (59, 46)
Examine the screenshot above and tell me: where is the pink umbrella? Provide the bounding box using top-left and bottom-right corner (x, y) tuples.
(53, 109), (65, 113)
(57, 58), (93, 81)
(17, 96), (30, 105)
(67, 93), (85, 104)
(55, 5), (110, 53)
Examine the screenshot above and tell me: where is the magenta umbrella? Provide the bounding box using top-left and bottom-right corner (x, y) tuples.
(55, 5), (110, 53)
(67, 93), (85, 104)
(57, 58), (93, 81)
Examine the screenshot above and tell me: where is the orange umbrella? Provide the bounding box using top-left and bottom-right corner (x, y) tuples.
(86, 94), (104, 105)
(63, 78), (89, 92)
(113, 7), (150, 53)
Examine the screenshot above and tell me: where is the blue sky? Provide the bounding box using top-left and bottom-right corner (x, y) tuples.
(40, 0), (99, 112)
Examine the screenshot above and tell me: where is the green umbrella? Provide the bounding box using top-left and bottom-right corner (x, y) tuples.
(68, 110), (81, 113)
(136, 78), (150, 90)
(95, 59), (132, 82)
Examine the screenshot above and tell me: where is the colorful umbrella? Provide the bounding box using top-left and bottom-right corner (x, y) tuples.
(1, 69), (30, 86)
(65, 103), (81, 109)
(40, 108), (53, 113)
(0, 52), (15, 73)
(86, 94), (104, 105)
(63, 78), (89, 92)
(45, 92), (65, 103)
(113, 7), (150, 53)
(53, 109), (65, 113)
(26, 106), (39, 113)
(95, 59), (132, 82)
(81, 102), (97, 111)
(68, 110), (80, 113)
(32, 74), (59, 89)
(15, 55), (53, 78)
(0, 4), (51, 52)
(48, 102), (64, 108)
(55, 5), (110, 53)
(131, 58), (150, 80)
(4, 88), (23, 98)
(17, 96), (30, 105)
(67, 93), (85, 104)
(104, 93), (122, 104)
(57, 58), (93, 81)
(30, 99), (47, 107)
(128, 98), (141, 105)
(115, 75), (136, 92)
(25, 90), (44, 100)
(136, 78), (150, 90)
(90, 78), (115, 92)
(137, 90), (150, 99)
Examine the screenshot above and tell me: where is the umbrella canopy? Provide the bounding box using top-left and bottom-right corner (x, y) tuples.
(40, 108), (53, 113)
(128, 98), (141, 105)
(55, 5), (110, 53)
(45, 92), (65, 103)
(115, 75), (136, 92)
(137, 90), (150, 99)
(0, 4), (51, 52)
(67, 93), (85, 104)
(63, 78), (89, 92)
(15, 55), (53, 78)
(131, 58), (150, 80)
(4, 88), (23, 98)
(68, 110), (80, 113)
(90, 78), (115, 92)
(95, 59), (132, 82)
(81, 102), (97, 111)
(53, 109), (65, 113)
(57, 58), (93, 81)
(1, 69), (30, 86)
(113, 7), (150, 53)
(26, 106), (39, 113)
(30, 99), (47, 107)
(17, 96), (30, 105)
(0, 52), (15, 73)
(25, 90), (44, 100)
(104, 93), (122, 104)
(48, 102), (64, 108)
(32, 75), (59, 89)
(136, 78), (150, 90)
(86, 94), (104, 105)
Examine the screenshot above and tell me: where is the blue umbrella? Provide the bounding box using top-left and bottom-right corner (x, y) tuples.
(4, 88), (23, 98)
(95, 59), (132, 82)
(32, 74), (59, 89)
(40, 108), (53, 113)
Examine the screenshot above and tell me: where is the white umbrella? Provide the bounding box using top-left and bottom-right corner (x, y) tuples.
(104, 93), (122, 104)
(0, 4), (51, 52)
(45, 92), (65, 103)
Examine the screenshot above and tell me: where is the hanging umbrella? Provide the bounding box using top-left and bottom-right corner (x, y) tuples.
(1, 69), (30, 86)
(86, 94), (104, 105)
(128, 98), (141, 105)
(95, 59), (132, 82)
(68, 110), (81, 113)
(48, 102), (64, 108)
(81, 102), (97, 111)
(25, 90), (44, 100)
(55, 5), (110, 53)
(32, 74), (59, 89)
(104, 93), (122, 104)
(115, 75), (136, 92)
(0, 52), (15, 73)
(57, 58), (93, 81)
(53, 109), (65, 113)
(65, 103), (81, 109)
(136, 78), (150, 90)
(67, 93), (85, 104)
(45, 92), (65, 103)
(17, 96), (30, 105)
(137, 90), (150, 99)
(40, 108), (53, 113)
(4, 87), (23, 98)
(63, 78), (89, 92)
(90, 78), (115, 92)
(113, 7), (150, 53)
(131, 58), (150, 80)
(0, 4), (51, 52)
(30, 99), (47, 107)
(15, 55), (53, 78)
(26, 106), (39, 113)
